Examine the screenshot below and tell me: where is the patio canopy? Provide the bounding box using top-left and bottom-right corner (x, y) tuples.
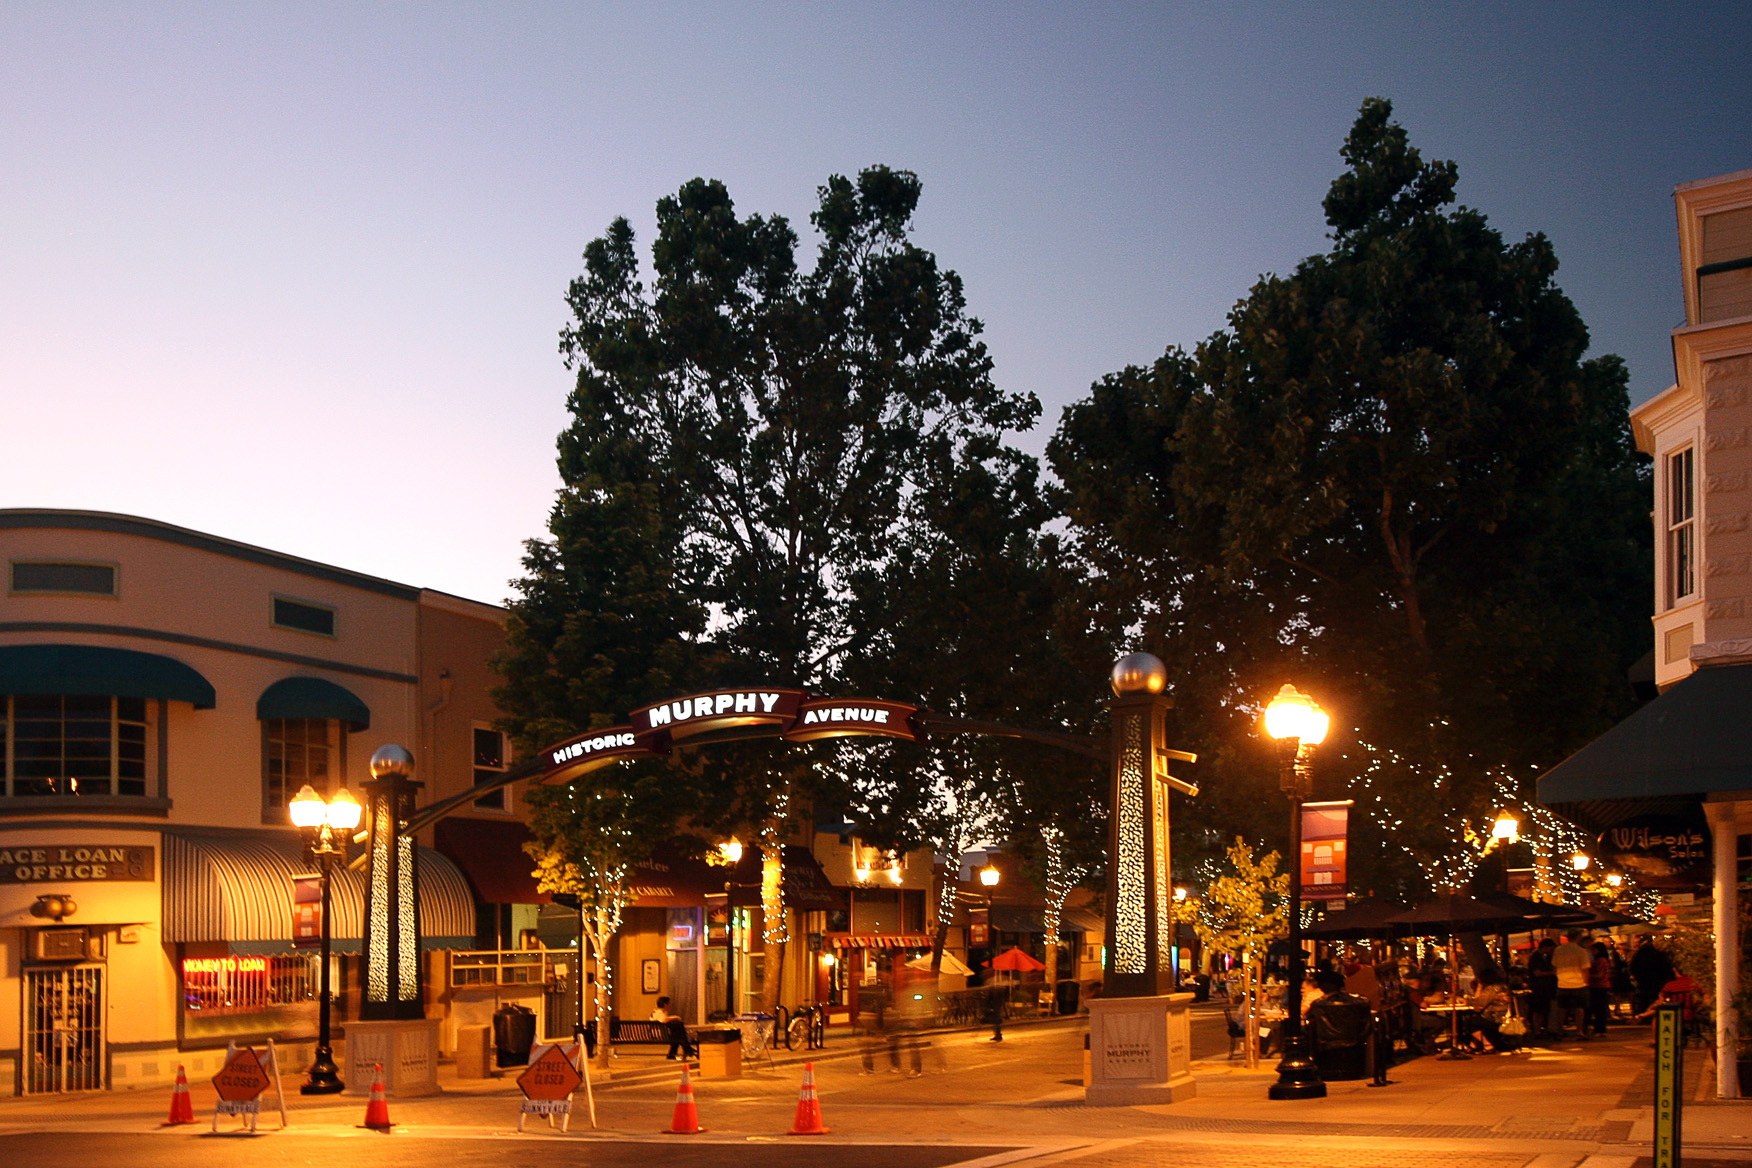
(1537, 660), (1752, 832)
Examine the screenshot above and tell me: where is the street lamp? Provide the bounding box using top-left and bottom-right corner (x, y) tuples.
(1262, 683), (1329, 1101)
(978, 864), (1001, 888)
(288, 782), (362, 1095)
(1571, 851), (1592, 872)
(1489, 808), (1521, 846)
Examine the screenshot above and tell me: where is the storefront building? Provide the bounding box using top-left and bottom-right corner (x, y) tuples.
(0, 510), (518, 1093)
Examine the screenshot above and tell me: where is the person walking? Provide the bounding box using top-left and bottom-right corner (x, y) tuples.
(1551, 932), (1591, 1039)
(650, 996), (694, 1060)
(1586, 941), (1613, 1035)
(1629, 935), (1677, 1017)
(1527, 939), (1558, 1037)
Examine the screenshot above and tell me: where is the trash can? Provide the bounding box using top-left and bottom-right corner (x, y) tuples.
(456, 1024), (493, 1079)
(1055, 979), (1081, 1016)
(493, 1002), (537, 1067)
(696, 1026), (741, 1078)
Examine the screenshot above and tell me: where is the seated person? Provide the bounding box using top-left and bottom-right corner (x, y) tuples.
(1467, 969), (1519, 1053)
(650, 996), (694, 1060)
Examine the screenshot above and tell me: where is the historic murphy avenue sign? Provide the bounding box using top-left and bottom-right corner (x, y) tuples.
(528, 688), (926, 786)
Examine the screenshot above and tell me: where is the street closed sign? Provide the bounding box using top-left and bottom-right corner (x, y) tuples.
(212, 1047), (271, 1102)
(517, 1043), (583, 1101)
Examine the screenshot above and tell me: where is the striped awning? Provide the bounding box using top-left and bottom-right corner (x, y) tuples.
(829, 933), (932, 950)
(163, 831), (475, 954)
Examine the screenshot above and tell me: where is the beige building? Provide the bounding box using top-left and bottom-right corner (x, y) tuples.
(1543, 168), (1752, 1099)
(0, 510), (517, 1094)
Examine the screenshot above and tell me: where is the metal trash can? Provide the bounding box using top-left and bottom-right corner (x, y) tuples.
(493, 1002), (537, 1067)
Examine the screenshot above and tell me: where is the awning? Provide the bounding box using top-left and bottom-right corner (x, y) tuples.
(0, 643), (215, 708)
(256, 677), (370, 730)
(163, 831), (475, 953)
(830, 933), (933, 949)
(434, 817), (544, 904)
(625, 841), (724, 907)
(989, 904), (1046, 934)
(727, 844), (841, 910)
(1062, 908), (1104, 935)
(1537, 661), (1752, 831)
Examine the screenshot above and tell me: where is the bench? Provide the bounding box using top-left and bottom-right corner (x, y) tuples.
(609, 1018), (698, 1055)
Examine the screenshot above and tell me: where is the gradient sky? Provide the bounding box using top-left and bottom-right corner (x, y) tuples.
(3, 3), (1748, 605)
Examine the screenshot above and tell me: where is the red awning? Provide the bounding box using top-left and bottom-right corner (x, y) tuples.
(830, 933), (933, 950)
(433, 818), (546, 905)
(726, 845), (842, 910)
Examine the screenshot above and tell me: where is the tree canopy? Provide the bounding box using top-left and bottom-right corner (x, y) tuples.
(1049, 98), (1651, 894)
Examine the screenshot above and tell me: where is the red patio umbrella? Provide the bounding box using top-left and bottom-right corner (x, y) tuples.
(986, 946), (1047, 972)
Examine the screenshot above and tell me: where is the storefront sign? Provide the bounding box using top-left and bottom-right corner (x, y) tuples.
(1299, 801), (1351, 902)
(541, 726), (659, 778)
(291, 874), (322, 949)
(0, 844), (154, 883)
(1601, 812), (1712, 891)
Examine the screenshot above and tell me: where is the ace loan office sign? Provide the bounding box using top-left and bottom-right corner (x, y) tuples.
(0, 844), (155, 883)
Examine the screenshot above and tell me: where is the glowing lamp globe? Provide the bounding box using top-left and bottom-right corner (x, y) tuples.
(326, 787), (363, 832)
(1262, 684), (1329, 746)
(288, 784), (327, 829)
(718, 839), (743, 864)
(1490, 809), (1521, 844)
(1605, 872), (1624, 888)
(1571, 851), (1591, 872)
(978, 865), (1001, 888)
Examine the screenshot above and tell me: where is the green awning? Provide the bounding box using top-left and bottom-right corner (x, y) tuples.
(1537, 660), (1752, 831)
(0, 643), (215, 709)
(256, 676), (370, 730)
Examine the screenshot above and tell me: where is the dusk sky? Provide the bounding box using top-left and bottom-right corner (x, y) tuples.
(4, 4), (1748, 605)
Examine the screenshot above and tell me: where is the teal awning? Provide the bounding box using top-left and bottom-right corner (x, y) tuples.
(0, 643), (215, 709)
(1537, 660), (1752, 831)
(256, 676), (370, 730)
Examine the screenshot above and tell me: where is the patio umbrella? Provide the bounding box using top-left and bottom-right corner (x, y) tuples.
(906, 951), (975, 976)
(1472, 892), (1591, 926)
(1385, 895), (1534, 1061)
(1568, 907), (1649, 928)
(1304, 896), (1410, 940)
(986, 946), (1047, 972)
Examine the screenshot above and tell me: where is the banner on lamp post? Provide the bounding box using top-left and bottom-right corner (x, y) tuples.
(1299, 801), (1353, 903)
(291, 874), (322, 949)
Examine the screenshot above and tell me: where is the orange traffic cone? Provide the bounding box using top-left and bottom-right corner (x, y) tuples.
(163, 1064), (194, 1125)
(666, 1064), (705, 1134)
(787, 1061), (830, 1135)
(361, 1063), (392, 1131)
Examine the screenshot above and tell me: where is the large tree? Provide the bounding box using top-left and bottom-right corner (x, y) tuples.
(507, 166), (1041, 1008)
(1050, 98), (1651, 894)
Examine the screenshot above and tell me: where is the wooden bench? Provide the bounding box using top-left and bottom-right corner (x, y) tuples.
(610, 1018), (697, 1054)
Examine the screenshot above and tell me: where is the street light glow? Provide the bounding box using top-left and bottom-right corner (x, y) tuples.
(1490, 808), (1521, 843)
(979, 864), (1001, 887)
(1571, 850), (1591, 871)
(289, 784), (327, 828)
(326, 787), (363, 831)
(1262, 684), (1329, 745)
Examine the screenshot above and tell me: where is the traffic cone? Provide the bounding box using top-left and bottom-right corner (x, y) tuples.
(666, 1064), (705, 1134)
(787, 1061), (830, 1135)
(163, 1064), (194, 1125)
(361, 1063), (392, 1131)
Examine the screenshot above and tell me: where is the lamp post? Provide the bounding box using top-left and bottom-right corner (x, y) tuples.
(288, 782), (362, 1095)
(976, 863), (1003, 1041)
(1262, 683), (1330, 1101)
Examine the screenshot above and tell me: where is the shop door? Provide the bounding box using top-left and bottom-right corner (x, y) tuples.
(24, 966), (105, 1094)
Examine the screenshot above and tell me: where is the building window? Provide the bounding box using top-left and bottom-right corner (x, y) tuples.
(1698, 207), (1752, 324)
(10, 561), (117, 596)
(2, 695), (147, 797)
(264, 718), (343, 814)
(473, 726), (507, 810)
(1667, 447), (1696, 608)
(272, 596), (336, 637)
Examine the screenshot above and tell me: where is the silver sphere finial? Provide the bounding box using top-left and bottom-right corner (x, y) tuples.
(369, 743), (415, 779)
(1111, 652), (1168, 696)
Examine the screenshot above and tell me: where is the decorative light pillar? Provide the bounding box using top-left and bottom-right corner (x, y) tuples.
(360, 744), (423, 1021)
(1104, 652), (1180, 997)
(1087, 652), (1199, 1107)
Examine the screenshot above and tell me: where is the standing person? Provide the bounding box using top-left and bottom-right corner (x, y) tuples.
(1527, 939), (1558, 1037)
(1609, 942), (1634, 1020)
(1586, 942), (1613, 1035)
(1629, 935), (1677, 1017)
(984, 982), (1006, 1042)
(1551, 932), (1591, 1039)
(650, 996), (694, 1060)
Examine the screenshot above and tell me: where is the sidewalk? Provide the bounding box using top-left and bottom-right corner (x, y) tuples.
(0, 1020), (1743, 1167)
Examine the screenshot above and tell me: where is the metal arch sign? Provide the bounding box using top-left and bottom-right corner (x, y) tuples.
(532, 688), (926, 784)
